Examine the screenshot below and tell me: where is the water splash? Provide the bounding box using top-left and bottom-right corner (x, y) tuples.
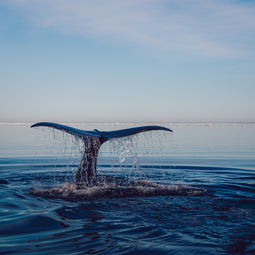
(30, 125), (206, 200)
(30, 176), (206, 201)
(108, 135), (140, 180)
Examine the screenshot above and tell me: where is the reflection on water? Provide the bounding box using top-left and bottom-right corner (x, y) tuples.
(0, 123), (255, 254)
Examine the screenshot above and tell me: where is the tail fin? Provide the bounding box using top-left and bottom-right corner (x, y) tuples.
(31, 122), (173, 185)
(31, 122), (173, 141)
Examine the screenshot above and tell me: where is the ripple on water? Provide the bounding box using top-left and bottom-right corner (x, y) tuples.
(0, 215), (66, 236)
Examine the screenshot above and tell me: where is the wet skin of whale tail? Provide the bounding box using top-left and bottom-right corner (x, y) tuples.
(31, 122), (173, 186)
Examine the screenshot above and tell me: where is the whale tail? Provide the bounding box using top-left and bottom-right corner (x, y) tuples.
(31, 122), (172, 141)
(31, 122), (173, 185)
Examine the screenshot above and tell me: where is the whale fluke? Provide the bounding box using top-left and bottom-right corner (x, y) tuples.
(31, 122), (173, 185)
(31, 122), (172, 140)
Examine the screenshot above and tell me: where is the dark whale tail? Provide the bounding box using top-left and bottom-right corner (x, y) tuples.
(31, 122), (173, 185)
(31, 122), (172, 141)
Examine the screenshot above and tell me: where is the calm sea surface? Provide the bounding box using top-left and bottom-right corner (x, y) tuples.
(0, 123), (255, 255)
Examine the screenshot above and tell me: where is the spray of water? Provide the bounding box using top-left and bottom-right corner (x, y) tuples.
(30, 126), (206, 200)
(107, 135), (140, 180)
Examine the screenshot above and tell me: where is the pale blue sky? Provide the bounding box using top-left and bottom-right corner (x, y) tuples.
(1, 0), (255, 123)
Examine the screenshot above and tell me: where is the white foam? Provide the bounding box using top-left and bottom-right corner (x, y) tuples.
(30, 176), (206, 201)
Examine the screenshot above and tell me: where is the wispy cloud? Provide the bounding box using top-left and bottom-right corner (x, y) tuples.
(6, 0), (255, 57)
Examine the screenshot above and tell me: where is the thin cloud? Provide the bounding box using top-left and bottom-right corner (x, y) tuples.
(6, 0), (255, 57)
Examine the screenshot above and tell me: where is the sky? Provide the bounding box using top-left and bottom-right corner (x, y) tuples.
(0, 0), (255, 123)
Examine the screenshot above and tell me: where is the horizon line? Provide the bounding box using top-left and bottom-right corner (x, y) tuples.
(0, 121), (255, 126)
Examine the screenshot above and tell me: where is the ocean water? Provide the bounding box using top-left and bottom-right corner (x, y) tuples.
(0, 123), (255, 255)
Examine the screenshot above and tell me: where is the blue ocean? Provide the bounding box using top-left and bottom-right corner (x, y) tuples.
(0, 123), (254, 255)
